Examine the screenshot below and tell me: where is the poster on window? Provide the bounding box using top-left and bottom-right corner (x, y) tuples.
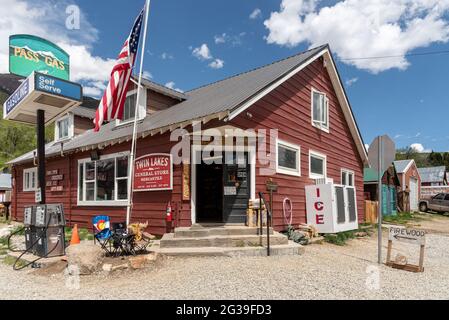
(134, 153), (173, 191)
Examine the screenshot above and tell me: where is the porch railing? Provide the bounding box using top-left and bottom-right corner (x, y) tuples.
(258, 191), (272, 256)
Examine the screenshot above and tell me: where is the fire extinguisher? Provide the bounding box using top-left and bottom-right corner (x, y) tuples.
(166, 201), (173, 233)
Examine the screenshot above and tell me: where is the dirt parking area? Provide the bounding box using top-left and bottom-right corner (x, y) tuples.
(1, 213), (449, 300)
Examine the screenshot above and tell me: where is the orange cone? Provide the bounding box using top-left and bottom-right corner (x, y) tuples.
(70, 224), (80, 245)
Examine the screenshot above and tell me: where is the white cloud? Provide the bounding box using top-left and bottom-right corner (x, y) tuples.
(161, 52), (173, 60)
(165, 81), (183, 93)
(192, 43), (225, 69)
(264, 0), (449, 73)
(250, 8), (262, 20)
(0, 0), (116, 97)
(142, 71), (153, 79)
(410, 143), (431, 153)
(345, 77), (358, 86)
(209, 59), (225, 69)
(214, 32), (246, 46)
(365, 143), (369, 151)
(192, 43), (212, 60)
(214, 33), (227, 44)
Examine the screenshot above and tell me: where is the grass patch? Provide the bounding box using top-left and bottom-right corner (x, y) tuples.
(64, 227), (94, 242)
(382, 212), (422, 225)
(323, 231), (356, 246)
(2, 255), (27, 269)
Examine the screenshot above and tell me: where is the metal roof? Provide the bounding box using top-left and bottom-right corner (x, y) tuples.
(418, 166), (447, 183)
(72, 106), (96, 119)
(8, 44), (367, 166)
(393, 160), (414, 173)
(0, 173), (12, 190)
(136, 76), (188, 101)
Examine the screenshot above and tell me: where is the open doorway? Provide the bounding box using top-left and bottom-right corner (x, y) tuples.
(196, 159), (223, 223)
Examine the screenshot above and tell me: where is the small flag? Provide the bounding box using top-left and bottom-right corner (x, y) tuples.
(94, 6), (145, 132)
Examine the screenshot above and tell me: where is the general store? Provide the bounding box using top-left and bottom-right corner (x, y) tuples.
(8, 45), (368, 235)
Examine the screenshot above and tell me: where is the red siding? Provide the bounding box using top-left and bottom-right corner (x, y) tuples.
(11, 132), (191, 236)
(230, 58), (365, 230)
(11, 57), (365, 234)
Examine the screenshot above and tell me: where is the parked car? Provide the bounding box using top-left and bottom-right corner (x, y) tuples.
(419, 193), (449, 213)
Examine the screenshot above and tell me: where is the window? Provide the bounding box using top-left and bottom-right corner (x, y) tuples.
(276, 139), (301, 176)
(78, 153), (129, 206)
(341, 169), (354, 186)
(118, 89), (147, 124)
(23, 168), (38, 191)
(309, 150), (327, 179)
(55, 114), (74, 141)
(434, 193), (445, 200)
(311, 89), (329, 131)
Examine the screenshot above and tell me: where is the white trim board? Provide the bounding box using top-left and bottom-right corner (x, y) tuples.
(227, 47), (368, 166)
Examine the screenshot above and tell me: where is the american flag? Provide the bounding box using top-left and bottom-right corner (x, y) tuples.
(94, 7), (145, 132)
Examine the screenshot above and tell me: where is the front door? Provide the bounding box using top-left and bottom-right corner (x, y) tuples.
(223, 152), (250, 223)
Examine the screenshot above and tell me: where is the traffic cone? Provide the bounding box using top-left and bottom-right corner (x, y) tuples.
(70, 224), (80, 245)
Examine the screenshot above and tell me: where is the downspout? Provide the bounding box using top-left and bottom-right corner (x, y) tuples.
(13, 166), (18, 221)
(68, 154), (73, 226)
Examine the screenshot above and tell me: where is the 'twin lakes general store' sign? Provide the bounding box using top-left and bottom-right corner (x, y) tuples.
(134, 154), (173, 191)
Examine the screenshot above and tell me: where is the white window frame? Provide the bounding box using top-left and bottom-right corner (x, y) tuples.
(276, 139), (301, 177)
(77, 151), (130, 206)
(309, 150), (327, 179)
(341, 168), (355, 187)
(311, 88), (329, 132)
(23, 167), (38, 192)
(54, 113), (74, 142)
(116, 89), (147, 126)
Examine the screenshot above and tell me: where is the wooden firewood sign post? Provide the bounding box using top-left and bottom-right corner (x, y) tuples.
(386, 227), (426, 273)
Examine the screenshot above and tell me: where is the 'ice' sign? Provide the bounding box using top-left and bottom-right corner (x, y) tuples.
(305, 183), (333, 233)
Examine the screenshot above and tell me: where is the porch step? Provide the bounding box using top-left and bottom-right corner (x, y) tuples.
(174, 225), (273, 238)
(155, 241), (304, 257)
(160, 232), (288, 249)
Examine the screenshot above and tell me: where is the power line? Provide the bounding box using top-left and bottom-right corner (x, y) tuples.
(340, 49), (449, 61)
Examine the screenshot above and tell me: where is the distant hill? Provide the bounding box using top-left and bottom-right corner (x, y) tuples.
(396, 148), (449, 170)
(0, 74), (55, 171)
(0, 91), (54, 171)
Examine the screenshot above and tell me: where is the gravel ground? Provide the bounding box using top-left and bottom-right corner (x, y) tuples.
(1, 225), (449, 300)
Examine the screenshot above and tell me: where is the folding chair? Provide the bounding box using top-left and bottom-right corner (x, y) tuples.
(110, 222), (136, 256)
(92, 215), (113, 256)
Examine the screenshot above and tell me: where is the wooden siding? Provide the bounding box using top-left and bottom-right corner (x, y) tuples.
(11, 57), (365, 234)
(230, 57), (365, 230)
(11, 132), (191, 236)
(74, 115), (94, 135)
(128, 82), (181, 114)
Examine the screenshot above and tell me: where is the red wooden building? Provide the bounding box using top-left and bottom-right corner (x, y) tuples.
(8, 45), (369, 235)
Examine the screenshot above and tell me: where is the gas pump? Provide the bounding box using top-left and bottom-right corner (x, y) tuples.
(8, 203), (66, 270)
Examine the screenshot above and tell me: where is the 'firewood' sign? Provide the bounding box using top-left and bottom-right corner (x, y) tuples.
(386, 227), (426, 273)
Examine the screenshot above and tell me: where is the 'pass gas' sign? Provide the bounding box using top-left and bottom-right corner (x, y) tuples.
(134, 154), (173, 191)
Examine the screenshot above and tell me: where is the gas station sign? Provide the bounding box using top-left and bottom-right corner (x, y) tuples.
(9, 34), (70, 80)
(3, 72), (82, 125)
(134, 154), (173, 191)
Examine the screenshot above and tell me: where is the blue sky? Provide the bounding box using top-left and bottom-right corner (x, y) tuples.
(1, 0), (449, 152)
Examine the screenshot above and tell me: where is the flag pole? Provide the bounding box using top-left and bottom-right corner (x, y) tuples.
(126, 0), (151, 226)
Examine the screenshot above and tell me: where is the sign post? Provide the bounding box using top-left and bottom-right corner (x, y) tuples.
(368, 135), (396, 264)
(4, 35), (81, 212)
(386, 226), (426, 272)
(37, 109), (46, 204)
